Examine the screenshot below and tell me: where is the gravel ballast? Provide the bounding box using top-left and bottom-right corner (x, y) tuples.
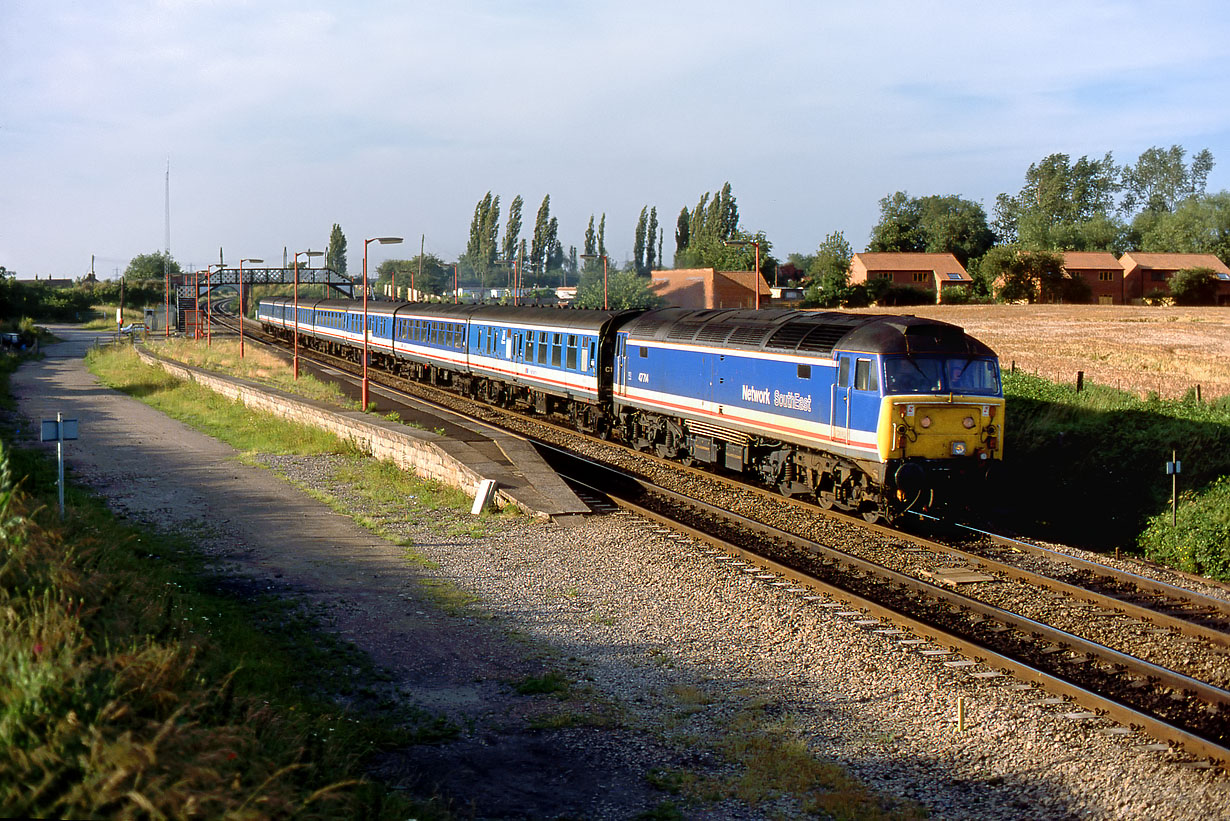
(16, 328), (1230, 819)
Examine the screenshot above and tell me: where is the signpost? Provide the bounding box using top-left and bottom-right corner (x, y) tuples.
(41, 413), (78, 519)
(1165, 451), (1182, 527)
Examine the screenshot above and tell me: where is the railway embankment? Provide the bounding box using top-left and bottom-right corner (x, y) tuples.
(1001, 370), (1230, 579)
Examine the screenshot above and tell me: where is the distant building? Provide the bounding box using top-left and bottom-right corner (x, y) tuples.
(19, 274), (75, 289)
(1062, 252), (1125, 304)
(1119, 252), (1230, 303)
(649, 267), (770, 309)
(848, 253), (972, 303)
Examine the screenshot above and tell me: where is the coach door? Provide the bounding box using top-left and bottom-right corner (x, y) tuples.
(832, 355), (852, 444)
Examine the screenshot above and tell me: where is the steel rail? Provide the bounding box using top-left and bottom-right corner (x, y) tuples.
(552, 459), (1230, 764)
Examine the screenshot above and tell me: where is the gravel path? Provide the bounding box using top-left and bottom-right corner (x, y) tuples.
(15, 328), (1230, 819)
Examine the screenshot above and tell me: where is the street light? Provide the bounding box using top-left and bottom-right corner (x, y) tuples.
(204, 264), (220, 346)
(579, 254), (608, 310)
(724, 240), (762, 310)
(362, 236), (403, 409)
(293, 249), (323, 379)
(238, 257), (263, 357)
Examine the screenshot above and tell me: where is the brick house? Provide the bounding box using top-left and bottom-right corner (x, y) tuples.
(1062, 252), (1125, 304)
(650, 267), (771, 309)
(1119, 252), (1230, 303)
(848, 252), (972, 303)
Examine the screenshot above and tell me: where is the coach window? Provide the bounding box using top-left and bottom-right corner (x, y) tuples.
(854, 358), (878, 392)
(455, 324), (465, 349)
(797, 364), (811, 379)
(551, 333), (562, 367)
(536, 332), (548, 364)
(566, 334), (577, 370)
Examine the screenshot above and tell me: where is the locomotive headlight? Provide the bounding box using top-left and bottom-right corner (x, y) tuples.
(919, 416), (932, 429)
(951, 441), (967, 456)
(962, 416), (976, 429)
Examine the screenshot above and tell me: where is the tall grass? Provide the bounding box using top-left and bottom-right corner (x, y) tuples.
(87, 344), (351, 455)
(0, 439), (449, 818)
(1003, 370), (1230, 574)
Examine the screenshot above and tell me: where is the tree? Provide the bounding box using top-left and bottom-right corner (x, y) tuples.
(502, 195), (523, 262)
(993, 153), (1121, 250)
(1121, 145), (1215, 216)
(326, 224), (347, 277)
(584, 215), (596, 258)
(464, 193), (500, 287)
(981, 246), (1072, 303)
(375, 254), (449, 298)
(530, 195), (552, 276)
(674, 183), (762, 270)
(597, 213), (607, 259)
(123, 251), (182, 281)
(1137, 191), (1230, 263)
(674, 206), (690, 263)
(573, 270), (665, 310)
(633, 206), (648, 274)
(802, 232), (853, 307)
(1168, 267), (1220, 305)
(646, 207), (659, 271)
(868, 192), (994, 266)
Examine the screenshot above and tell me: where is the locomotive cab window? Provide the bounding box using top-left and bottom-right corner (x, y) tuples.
(837, 358), (850, 388)
(854, 359), (878, 392)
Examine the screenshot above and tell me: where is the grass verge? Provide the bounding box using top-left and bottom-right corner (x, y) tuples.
(0, 437), (450, 818)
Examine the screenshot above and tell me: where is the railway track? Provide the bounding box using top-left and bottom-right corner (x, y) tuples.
(213, 313), (1230, 765)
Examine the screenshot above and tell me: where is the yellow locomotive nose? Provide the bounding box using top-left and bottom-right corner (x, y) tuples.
(880, 399), (1003, 462)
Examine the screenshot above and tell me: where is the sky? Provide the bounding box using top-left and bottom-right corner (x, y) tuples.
(4, 0), (1230, 279)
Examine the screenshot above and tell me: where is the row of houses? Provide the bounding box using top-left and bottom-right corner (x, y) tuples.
(650, 251), (1230, 309)
(850, 251), (1230, 305)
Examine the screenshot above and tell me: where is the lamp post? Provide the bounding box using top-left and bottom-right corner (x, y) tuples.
(204, 264), (219, 346)
(362, 236), (403, 409)
(293, 249), (323, 379)
(238, 257), (263, 357)
(579, 254), (608, 310)
(723, 240), (761, 309)
(193, 266), (200, 338)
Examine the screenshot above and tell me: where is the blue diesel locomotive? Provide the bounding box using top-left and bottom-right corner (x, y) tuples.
(259, 298), (1003, 521)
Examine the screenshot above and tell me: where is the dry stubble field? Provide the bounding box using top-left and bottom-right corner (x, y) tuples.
(849, 304), (1230, 400)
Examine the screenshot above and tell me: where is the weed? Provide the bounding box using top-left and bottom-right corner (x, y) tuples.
(513, 670), (571, 696)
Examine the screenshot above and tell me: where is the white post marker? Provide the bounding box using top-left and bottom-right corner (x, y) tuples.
(471, 478), (499, 515)
(41, 413), (79, 519)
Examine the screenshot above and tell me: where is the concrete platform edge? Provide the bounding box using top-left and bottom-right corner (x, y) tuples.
(134, 346), (561, 519)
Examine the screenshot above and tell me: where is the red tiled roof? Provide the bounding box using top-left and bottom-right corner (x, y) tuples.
(1062, 252), (1121, 270)
(1120, 252), (1230, 275)
(852, 252), (970, 280)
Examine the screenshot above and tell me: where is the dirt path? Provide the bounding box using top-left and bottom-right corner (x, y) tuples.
(11, 328), (675, 818)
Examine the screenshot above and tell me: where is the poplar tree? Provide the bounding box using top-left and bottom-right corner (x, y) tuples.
(675, 207), (690, 262)
(326, 223), (348, 277)
(646, 207), (659, 271)
(598, 213), (607, 259)
(634, 206), (649, 274)
(530, 195), (552, 275)
(502, 195), (523, 262)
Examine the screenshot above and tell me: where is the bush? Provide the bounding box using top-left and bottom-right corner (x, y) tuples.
(1168, 267), (1220, 306)
(1001, 370), (1230, 551)
(1137, 476), (1230, 580)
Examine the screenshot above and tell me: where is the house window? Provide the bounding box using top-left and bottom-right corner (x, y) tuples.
(1151, 271), (1167, 282)
(912, 272), (929, 283)
(878, 272), (893, 280)
(1099, 271), (1114, 281)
